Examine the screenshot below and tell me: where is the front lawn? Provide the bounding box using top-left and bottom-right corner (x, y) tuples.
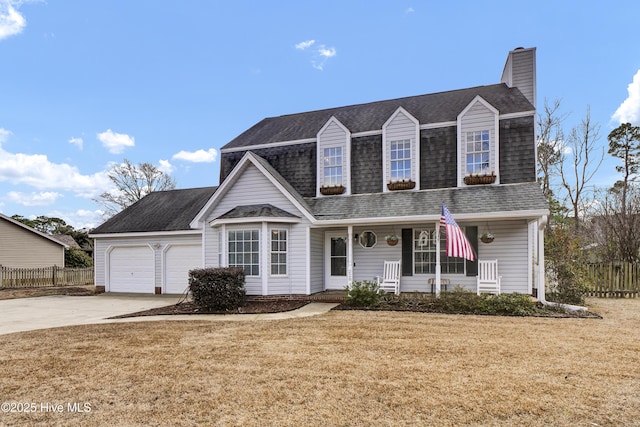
(1, 298), (638, 426)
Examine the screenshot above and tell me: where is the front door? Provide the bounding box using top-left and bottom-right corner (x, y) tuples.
(325, 232), (348, 290)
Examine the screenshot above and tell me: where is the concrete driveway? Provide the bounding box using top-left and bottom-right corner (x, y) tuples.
(0, 293), (181, 336)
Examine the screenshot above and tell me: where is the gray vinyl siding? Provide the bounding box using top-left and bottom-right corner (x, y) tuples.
(317, 120), (350, 194)
(348, 220), (530, 294)
(509, 49), (536, 107)
(309, 228), (324, 293)
(0, 220), (65, 268)
(205, 163), (311, 296)
(93, 234), (201, 290)
(459, 100), (498, 184)
(384, 110), (419, 189)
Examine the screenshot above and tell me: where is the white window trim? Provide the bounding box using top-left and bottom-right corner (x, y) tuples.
(317, 116), (351, 196)
(382, 107), (420, 192)
(322, 146), (344, 187)
(269, 227), (288, 277)
(413, 227), (466, 275)
(227, 228), (261, 277)
(457, 96), (500, 187)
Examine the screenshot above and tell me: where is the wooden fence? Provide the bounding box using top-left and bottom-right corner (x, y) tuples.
(0, 266), (94, 288)
(586, 262), (640, 298)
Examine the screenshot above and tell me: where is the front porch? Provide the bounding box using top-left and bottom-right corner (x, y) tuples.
(309, 218), (544, 296)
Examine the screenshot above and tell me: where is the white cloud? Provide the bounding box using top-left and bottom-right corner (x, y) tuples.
(295, 39), (315, 50)
(6, 191), (62, 206)
(406, 7), (415, 13)
(97, 129), (135, 154)
(172, 148), (218, 163)
(47, 208), (105, 230)
(0, 127), (10, 145)
(69, 137), (83, 150)
(612, 69), (640, 125)
(0, 1), (26, 40)
(0, 146), (111, 198)
(158, 159), (174, 174)
(296, 39), (337, 71)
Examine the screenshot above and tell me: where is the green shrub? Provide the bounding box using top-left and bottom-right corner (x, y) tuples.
(189, 267), (246, 311)
(345, 280), (381, 307)
(477, 293), (539, 316)
(65, 248), (93, 268)
(436, 286), (480, 313)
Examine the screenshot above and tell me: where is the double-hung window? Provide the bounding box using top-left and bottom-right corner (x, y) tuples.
(228, 230), (260, 276)
(323, 147), (343, 186)
(270, 229), (287, 276)
(390, 140), (412, 181)
(466, 130), (490, 175)
(413, 229), (465, 274)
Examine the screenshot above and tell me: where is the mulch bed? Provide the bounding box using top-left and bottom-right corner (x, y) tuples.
(110, 300), (309, 318)
(0, 286), (97, 300)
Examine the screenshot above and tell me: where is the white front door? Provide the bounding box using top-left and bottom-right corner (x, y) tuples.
(325, 232), (348, 290)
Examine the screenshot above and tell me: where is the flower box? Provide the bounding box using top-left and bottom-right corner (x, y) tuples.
(320, 185), (345, 195)
(463, 174), (496, 185)
(387, 180), (416, 191)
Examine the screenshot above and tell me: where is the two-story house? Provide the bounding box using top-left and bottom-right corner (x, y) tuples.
(91, 47), (548, 299)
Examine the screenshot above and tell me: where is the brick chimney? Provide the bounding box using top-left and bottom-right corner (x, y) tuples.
(501, 47), (536, 108)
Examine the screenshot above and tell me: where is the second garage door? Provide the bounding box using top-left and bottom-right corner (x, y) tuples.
(165, 244), (202, 294)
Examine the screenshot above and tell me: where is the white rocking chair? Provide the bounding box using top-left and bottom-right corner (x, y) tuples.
(377, 260), (401, 295)
(477, 259), (501, 295)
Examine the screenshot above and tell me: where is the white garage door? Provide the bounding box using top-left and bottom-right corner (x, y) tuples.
(165, 245), (202, 294)
(109, 246), (154, 293)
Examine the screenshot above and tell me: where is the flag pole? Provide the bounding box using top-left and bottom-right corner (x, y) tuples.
(435, 214), (442, 297)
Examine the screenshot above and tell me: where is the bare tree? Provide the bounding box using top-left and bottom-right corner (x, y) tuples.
(592, 186), (640, 262)
(537, 99), (566, 200)
(556, 106), (604, 230)
(94, 159), (176, 218)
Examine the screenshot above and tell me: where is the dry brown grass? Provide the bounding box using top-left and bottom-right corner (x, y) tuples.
(0, 285), (97, 300)
(1, 298), (639, 426)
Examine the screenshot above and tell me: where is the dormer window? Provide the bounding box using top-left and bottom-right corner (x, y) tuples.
(390, 140), (412, 181)
(323, 147), (343, 186)
(466, 131), (490, 175)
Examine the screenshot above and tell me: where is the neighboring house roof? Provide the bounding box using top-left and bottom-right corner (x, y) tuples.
(223, 84), (534, 149)
(90, 187), (218, 234)
(51, 234), (81, 249)
(306, 182), (548, 222)
(217, 204), (299, 220)
(0, 213), (68, 248)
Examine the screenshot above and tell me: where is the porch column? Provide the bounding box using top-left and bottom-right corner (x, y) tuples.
(537, 216), (547, 302)
(435, 220), (442, 296)
(347, 225), (353, 286)
(262, 222), (269, 296)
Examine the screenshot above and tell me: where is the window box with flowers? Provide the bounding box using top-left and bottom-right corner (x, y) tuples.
(387, 179), (416, 191)
(320, 185), (345, 195)
(463, 172), (496, 185)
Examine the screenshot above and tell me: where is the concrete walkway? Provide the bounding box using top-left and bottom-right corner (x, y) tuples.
(0, 294), (338, 336)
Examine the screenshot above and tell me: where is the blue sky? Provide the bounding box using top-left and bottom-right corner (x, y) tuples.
(1, 1), (639, 229)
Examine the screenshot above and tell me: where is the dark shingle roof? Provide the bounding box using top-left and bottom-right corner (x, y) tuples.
(306, 182), (547, 221)
(91, 187), (218, 234)
(217, 204), (299, 220)
(223, 84), (534, 149)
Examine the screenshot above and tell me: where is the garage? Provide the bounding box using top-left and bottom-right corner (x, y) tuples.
(164, 244), (202, 294)
(108, 246), (155, 293)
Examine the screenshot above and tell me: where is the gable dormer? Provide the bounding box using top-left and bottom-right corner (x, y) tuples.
(317, 117), (351, 196)
(457, 96), (500, 187)
(382, 107), (420, 192)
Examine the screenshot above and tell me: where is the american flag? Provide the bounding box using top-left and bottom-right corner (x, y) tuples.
(440, 204), (475, 261)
